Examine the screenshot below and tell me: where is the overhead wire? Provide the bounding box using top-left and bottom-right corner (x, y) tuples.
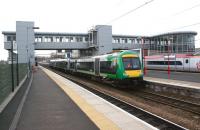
(105, 0), (200, 37)
(172, 3), (200, 16)
(91, 0), (199, 42)
(154, 2), (200, 33)
(106, 0), (154, 24)
(92, 0), (155, 31)
(165, 22), (200, 32)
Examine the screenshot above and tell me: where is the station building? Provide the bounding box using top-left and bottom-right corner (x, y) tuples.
(146, 31), (197, 55)
(2, 21), (197, 65)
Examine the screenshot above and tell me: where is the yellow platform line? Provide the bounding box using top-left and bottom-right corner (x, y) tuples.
(42, 67), (120, 130)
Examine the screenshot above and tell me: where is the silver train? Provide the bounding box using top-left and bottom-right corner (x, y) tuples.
(145, 54), (200, 72)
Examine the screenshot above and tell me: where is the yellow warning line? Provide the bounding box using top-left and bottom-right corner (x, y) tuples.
(42, 67), (120, 130)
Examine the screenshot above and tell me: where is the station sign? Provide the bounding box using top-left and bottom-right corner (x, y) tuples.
(13, 41), (18, 53)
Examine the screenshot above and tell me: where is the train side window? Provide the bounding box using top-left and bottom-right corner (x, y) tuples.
(100, 61), (116, 74)
(111, 59), (117, 72)
(185, 59), (188, 64)
(176, 61), (182, 65)
(77, 62), (94, 72)
(147, 61), (183, 66)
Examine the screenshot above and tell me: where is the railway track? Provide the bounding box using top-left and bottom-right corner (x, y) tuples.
(46, 67), (188, 130)
(133, 91), (200, 116)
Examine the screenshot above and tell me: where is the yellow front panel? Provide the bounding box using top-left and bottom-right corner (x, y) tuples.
(125, 70), (142, 77)
(122, 54), (137, 58)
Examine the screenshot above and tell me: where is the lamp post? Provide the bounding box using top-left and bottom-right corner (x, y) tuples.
(16, 47), (19, 86)
(167, 38), (171, 79)
(141, 38), (146, 75)
(10, 36), (14, 92)
(167, 36), (174, 79)
(13, 36), (19, 86)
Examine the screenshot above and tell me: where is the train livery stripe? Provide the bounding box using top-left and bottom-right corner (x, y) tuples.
(42, 67), (120, 130)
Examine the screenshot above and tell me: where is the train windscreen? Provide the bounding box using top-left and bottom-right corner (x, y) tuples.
(123, 57), (141, 70)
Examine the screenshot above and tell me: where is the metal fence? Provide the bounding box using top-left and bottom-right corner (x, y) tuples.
(0, 40), (29, 104)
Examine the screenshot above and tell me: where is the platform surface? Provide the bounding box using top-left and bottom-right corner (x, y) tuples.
(42, 67), (157, 130)
(145, 70), (200, 90)
(145, 70), (200, 83)
(16, 68), (99, 130)
(144, 76), (200, 90)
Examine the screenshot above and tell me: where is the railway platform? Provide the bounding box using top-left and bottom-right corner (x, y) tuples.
(144, 75), (200, 99)
(144, 77), (200, 90)
(0, 67), (157, 130)
(144, 70), (200, 90)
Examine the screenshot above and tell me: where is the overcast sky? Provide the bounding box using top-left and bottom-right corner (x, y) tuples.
(0, 0), (200, 60)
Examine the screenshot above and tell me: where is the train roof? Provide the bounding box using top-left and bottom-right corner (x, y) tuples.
(145, 53), (195, 59)
(50, 50), (140, 62)
(50, 59), (68, 62)
(97, 50), (139, 57)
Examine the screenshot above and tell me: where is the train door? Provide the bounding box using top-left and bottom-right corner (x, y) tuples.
(75, 60), (77, 72)
(183, 58), (190, 71)
(95, 58), (100, 75)
(67, 59), (70, 70)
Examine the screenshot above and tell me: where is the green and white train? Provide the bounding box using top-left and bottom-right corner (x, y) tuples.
(49, 50), (143, 82)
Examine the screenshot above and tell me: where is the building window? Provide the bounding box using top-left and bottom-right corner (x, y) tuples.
(56, 37), (60, 42)
(45, 37), (52, 42)
(116, 38), (120, 43)
(121, 38), (127, 43)
(7, 36), (11, 41)
(13, 36), (16, 41)
(128, 39), (134, 44)
(65, 37), (69, 42)
(69, 37), (73, 42)
(113, 38), (120, 43)
(60, 37), (63, 42)
(50, 37), (53, 42)
(76, 37), (83, 42)
(85, 37), (88, 42)
(36, 37), (42, 42)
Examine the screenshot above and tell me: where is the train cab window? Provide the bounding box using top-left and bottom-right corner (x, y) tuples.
(123, 57), (141, 70)
(185, 59), (189, 64)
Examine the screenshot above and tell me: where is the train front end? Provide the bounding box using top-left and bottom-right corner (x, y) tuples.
(119, 51), (143, 80)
